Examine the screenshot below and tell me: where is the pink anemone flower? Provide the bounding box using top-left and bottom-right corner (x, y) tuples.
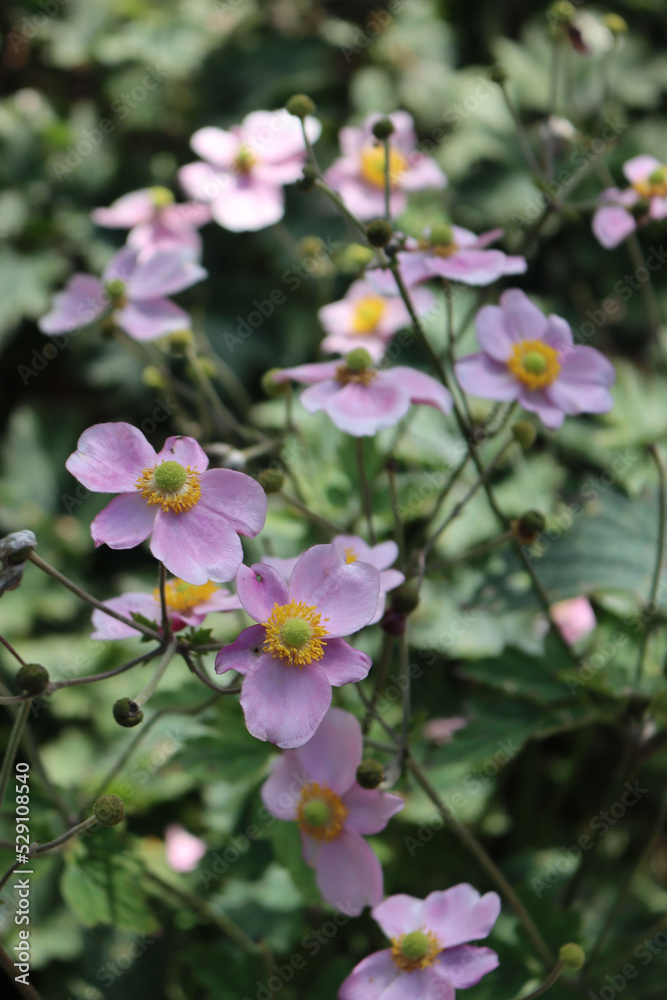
(549, 596), (596, 645)
(319, 279), (434, 362)
(38, 246), (206, 341)
(455, 289), (615, 430)
(339, 884), (501, 1000)
(91, 577), (241, 639)
(66, 422), (266, 585)
(215, 545), (381, 748)
(261, 707), (403, 915)
(92, 186), (210, 258)
(592, 155), (667, 248)
(274, 352), (452, 436)
(368, 224), (527, 290)
(324, 111), (446, 221)
(179, 109), (321, 232)
(164, 824), (207, 872)
(264, 535), (404, 625)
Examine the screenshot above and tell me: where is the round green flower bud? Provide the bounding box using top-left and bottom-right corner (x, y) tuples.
(512, 420), (537, 449)
(356, 758), (384, 790)
(549, 1), (576, 22)
(286, 94), (316, 120)
(372, 117), (395, 140)
(602, 13), (628, 35)
(141, 366), (169, 391)
(515, 510), (546, 544)
(93, 794), (125, 827)
(190, 357), (217, 380)
(488, 64), (508, 84)
(430, 223), (454, 247)
(295, 165), (318, 192)
(16, 663), (49, 695)
(261, 368), (290, 398)
(166, 329), (194, 354)
(366, 219), (394, 248)
(258, 468), (284, 494)
(113, 698), (144, 728)
(559, 943), (585, 970)
(391, 582), (421, 614)
(335, 243), (376, 273)
(345, 348), (374, 372)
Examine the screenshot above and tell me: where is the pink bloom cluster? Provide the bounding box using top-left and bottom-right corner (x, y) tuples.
(92, 186), (210, 258)
(592, 155), (667, 248)
(262, 708), (404, 914)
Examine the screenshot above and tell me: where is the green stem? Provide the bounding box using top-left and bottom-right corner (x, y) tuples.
(383, 137), (391, 222)
(0, 815), (98, 893)
(158, 563), (171, 640)
(515, 962), (565, 1000)
(0, 633), (26, 666)
(133, 640), (177, 709)
(635, 445), (666, 685)
(356, 438), (376, 544)
(0, 701), (31, 813)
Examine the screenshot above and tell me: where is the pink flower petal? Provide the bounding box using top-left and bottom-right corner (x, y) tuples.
(293, 706), (362, 795)
(190, 126), (239, 167)
(547, 346), (615, 416)
(165, 824), (207, 872)
(128, 248), (207, 299)
(319, 639), (372, 686)
(517, 387), (565, 430)
(289, 545), (380, 637)
(543, 315), (573, 352)
(156, 436), (209, 472)
(103, 246), (140, 285)
(455, 354), (519, 401)
(372, 894), (425, 939)
(66, 422), (156, 492)
(210, 181), (284, 232)
(178, 160), (227, 201)
(240, 659), (332, 748)
(276, 360), (342, 384)
(241, 110), (320, 162)
(315, 830), (383, 915)
(433, 944), (499, 988)
(260, 555), (299, 582)
(550, 596), (596, 644)
(343, 784), (404, 834)
(91, 493), (156, 549)
(299, 380), (341, 413)
(339, 949), (399, 1000)
(91, 592), (160, 640)
(497, 288), (548, 340)
(475, 304), (518, 361)
(622, 154), (661, 185)
(260, 752), (304, 820)
(114, 298), (191, 341)
(39, 274), (106, 334)
(325, 380), (411, 436)
(236, 563), (289, 623)
(401, 154), (447, 191)
(198, 469), (267, 537)
(214, 625), (268, 676)
(592, 205), (636, 248)
(150, 505), (243, 584)
(429, 248), (527, 285)
(422, 885), (501, 947)
(382, 968), (453, 1000)
(92, 189), (155, 228)
(380, 367), (452, 414)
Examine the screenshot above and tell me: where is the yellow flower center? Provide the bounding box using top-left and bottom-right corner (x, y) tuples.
(262, 600), (329, 667)
(233, 144), (257, 174)
(632, 166), (667, 199)
(297, 782), (348, 841)
(507, 340), (561, 390)
(360, 145), (409, 189)
(153, 578), (218, 614)
(135, 460), (201, 513)
(150, 186), (174, 208)
(344, 547), (358, 564)
(391, 929), (442, 972)
(351, 295), (387, 334)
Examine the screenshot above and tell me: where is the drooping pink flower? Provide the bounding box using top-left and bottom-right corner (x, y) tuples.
(324, 111), (446, 221)
(215, 545), (380, 748)
(66, 423), (266, 584)
(592, 155), (667, 248)
(165, 824), (207, 872)
(319, 279), (434, 362)
(39, 246), (206, 341)
(339, 884), (501, 1000)
(368, 225), (527, 290)
(274, 354), (452, 436)
(261, 707), (403, 915)
(178, 109), (321, 232)
(455, 289), (615, 430)
(92, 186), (210, 258)
(550, 596), (596, 645)
(264, 535), (404, 625)
(91, 577), (241, 640)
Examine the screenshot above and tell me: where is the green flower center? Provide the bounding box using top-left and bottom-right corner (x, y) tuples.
(105, 279), (126, 301)
(153, 460), (188, 492)
(150, 186), (174, 208)
(301, 800), (331, 827)
(522, 351), (548, 375)
(345, 348), (374, 372)
(649, 167), (667, 185)
(401, 931), (432, 961)
(430, 223), (454, 247)
(281, 618), (313, 648)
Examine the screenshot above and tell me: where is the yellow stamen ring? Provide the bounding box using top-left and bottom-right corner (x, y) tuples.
(153, 579), (218, 614)
(360, 145), (409, 189)
(297, 782), (348, 841)
(136, 460), (201, 513)
(507, 340), (561, 390)
(262, 600), (329, 667)
(391, 928), (442, 972)
(351, 296), (387, 334)
(335, 364), (377, 387)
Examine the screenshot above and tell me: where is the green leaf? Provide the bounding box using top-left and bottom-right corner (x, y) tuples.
(61, 842), (159, 934)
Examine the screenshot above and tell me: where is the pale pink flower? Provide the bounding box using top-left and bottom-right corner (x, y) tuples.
(215, 545), (380, 748)
(179, 109), (321, 232)
(325, 111), (446, 221)
(592, 155), (667, 248)
(550, 596), (596, 645)
(455, 289), (615, 430)
(339, 885), (501, 1000)
(261, 707), (403, 915)
(423, 716), (468, 746)
(39, 246), (206, 341)
(66, 422), (266, 585)
(274, 358), (452, 436)
(92, 186), (210, 258)
(91, 577), (241, 639)
(165, 824), (207, 872)
(319, 280), (434, 362)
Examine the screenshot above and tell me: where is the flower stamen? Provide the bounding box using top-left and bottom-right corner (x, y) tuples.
(507, 340), (561, 390)
(391, 929), (442, 972)
(153, 578), (218, 614)
(297, 782), (348, 841)
(262, 600), (329, 667)
(136, 460), (201, 513)
(351, 296), (387, 334)
(360, 146), (408, 189)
